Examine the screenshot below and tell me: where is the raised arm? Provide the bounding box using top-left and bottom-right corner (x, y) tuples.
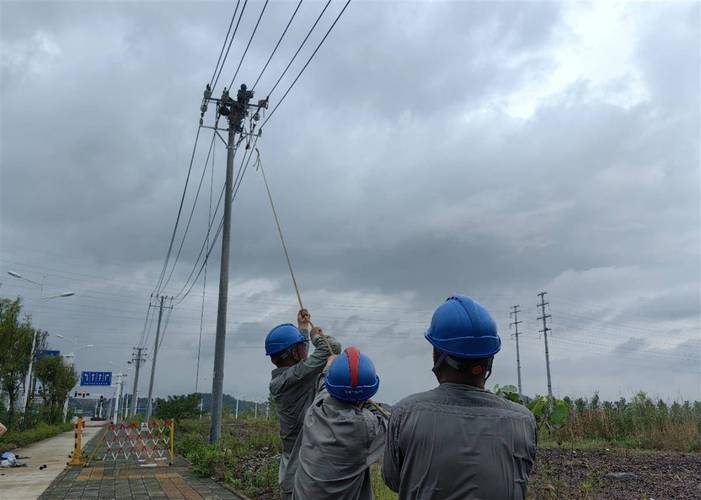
(292, 327), (339, 378)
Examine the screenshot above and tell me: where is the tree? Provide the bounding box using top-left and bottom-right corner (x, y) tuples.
(153, 394), (200, 421)
(34, 355), (78, 424)
(0, 298), (41, 428)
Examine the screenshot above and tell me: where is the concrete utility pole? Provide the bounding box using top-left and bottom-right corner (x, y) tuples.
(509, 305), (523, 398)
(130, 347), (147, 416)
(113, 373), (124, 425)
(206, 83), (263, 444)
(537, 291), (553, 399)
(146, 295), (167, 420)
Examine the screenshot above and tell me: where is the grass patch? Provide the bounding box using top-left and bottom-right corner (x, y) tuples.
(176, 416), (281, 499)
(371, 464), (397, 500)
(0, 422), (73, 453)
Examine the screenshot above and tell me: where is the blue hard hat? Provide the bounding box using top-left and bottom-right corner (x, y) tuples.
(265, 323), (306, 356)
(325, 347), (380, 403)
(424, 295), (501, 359)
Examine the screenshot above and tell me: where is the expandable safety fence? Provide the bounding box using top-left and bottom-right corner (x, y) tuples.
(78, 419), (175, 466)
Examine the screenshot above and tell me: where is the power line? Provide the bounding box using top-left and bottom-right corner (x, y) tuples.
(174, 143), (259, 305)
(152, 125), (203, 296)
(196, 121), (216, 395)
(209, 1), (241, 88)
(252, 0), (304, 90)
(264, 0), (332, 99)
(161, 131), (217, 292)
(212, 0), (249, 92)
(262, 0), (352, 128)
(137, 298), (153, 348)
(158, 297), (175, 350)
(228, 0), (270, 90)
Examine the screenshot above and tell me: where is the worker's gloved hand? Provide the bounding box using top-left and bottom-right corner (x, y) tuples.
(297, 308), (311, 330)
(310, 326), (324, 340)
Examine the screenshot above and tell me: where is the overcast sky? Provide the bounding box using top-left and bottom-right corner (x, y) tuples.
(1, 0), (699, 405)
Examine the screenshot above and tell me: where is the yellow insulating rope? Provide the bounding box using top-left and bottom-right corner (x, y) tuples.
(256, 150), (390, 420)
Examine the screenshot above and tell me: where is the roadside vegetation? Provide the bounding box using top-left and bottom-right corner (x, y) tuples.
(0, 421), (73, 453)
(0, 297), (78, 450)
(170, 388), (700, 499)
(494, 385), (701, 452)
(175, 414), (280, 498)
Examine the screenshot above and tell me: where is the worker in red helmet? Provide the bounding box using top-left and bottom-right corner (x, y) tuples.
(293, 347), (388, 499)
(382, 295), (537, 499)
(266, 309), (342, 500)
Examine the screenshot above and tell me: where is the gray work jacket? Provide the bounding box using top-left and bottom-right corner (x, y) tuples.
(270, 331), (341, 494)
(382, 383), (537, 500)
(293, 384), (387, 500)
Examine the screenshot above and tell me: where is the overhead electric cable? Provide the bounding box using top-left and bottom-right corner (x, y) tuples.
(195, 133), (216, 394)
(212, 0), (249, 92)
(228, 0), (270, 90)
(141, 299), (158, 350)
(265, 0), (332, 98)
(169, 138), (249, 302)
(210, 0), (241, 87)
(161, 131), (217, 291)
(158, 297), (175, 350)
(174, 144), (259, 305)
(262, 0), (351, 127)
(152, 125), (203, 295)
(252, 0), (304, 90)
(137, 298), (153, 348)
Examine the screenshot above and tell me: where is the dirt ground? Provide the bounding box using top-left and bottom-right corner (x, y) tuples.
(528, 447), (701, 499)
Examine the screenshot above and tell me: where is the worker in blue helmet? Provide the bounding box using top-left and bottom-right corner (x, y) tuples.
(382, 295), (537, 500)
(267, 309), (341, 500)
(293, 347), (388, 500)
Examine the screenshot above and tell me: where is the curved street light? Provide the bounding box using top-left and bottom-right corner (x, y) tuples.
(7, 271), (76, 413)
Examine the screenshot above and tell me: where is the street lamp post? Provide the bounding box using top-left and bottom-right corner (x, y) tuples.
(107, 361), (134, 423)
(7, 271), (75, 420)
(59, 340), (95, 421)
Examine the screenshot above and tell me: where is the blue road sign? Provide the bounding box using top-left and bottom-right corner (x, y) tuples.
(80, 371), (112, 386)
(35, 350), (60, 359)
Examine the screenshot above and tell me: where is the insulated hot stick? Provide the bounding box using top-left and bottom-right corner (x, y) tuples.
(257, 151), (390, 420)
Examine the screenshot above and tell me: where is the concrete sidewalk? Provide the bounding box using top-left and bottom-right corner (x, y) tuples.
(0, 421), (104, 499)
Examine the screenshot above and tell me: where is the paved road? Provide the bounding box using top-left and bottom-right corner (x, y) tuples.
(0, 421), (104, 500)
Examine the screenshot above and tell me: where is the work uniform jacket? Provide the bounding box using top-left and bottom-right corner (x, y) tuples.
(270, 330), (341, 498)
(293, 381), (387, 500)
(382, 383), (537, 500)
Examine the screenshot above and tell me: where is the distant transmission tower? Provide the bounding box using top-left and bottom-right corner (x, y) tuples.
(509, 305), (523, 397)
(537, 291), (553, 399)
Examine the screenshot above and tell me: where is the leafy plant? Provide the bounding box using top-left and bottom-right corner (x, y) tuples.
(154, 393), (201, 421)
(528, 396), (569, 431)
(493, 384), (522, 403)
(34, 355), (78, 424)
